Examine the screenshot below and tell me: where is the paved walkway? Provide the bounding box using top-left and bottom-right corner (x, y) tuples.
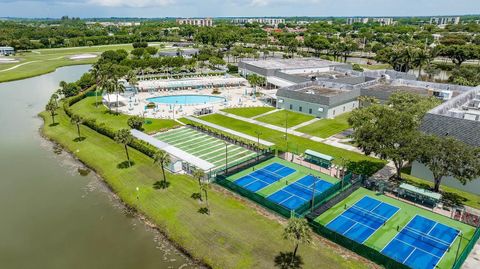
(185, 116), (275, 147)
(251, 108), (281, 119)
(290, 117), (320, 130)
(464, 241), (480, 269)
(218, 111), (361, 152)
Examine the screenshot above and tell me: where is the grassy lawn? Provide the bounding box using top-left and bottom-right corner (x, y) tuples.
(297, 113), (351, 138)
(316, 188), (476, 269)
(0, 43), (164, 83)
(40, 106), (373, 269)
(359, 64), (391, 70)
(71, 96), (179, 134)
(256, 110), (315, 128)
(400, 171), (480, 210)
(182, 114), (385, 168)
(221, 107), (276, 118)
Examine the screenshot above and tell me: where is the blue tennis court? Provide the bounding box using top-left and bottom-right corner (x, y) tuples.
(233, 162), (296, 192)
(381, 215), (460, 269)
(267, 175), (334, 210)
(326, 196), (399, 243)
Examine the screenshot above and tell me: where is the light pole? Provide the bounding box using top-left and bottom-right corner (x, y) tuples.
(284, 109), (289, 154)
(224, 142), (228, 173)
(254, 130), (262, 161)
(310, 174), (317, 212)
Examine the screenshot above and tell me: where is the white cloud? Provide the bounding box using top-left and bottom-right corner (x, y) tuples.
(87, 0), (175, 8)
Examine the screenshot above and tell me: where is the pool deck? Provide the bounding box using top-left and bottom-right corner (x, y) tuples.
(117, 87), (269, 119)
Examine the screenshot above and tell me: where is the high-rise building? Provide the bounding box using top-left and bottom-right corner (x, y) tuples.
(430, 17), (460, 25)
(176, 18), (213, 27)
(232, 18), (285, 27)
(346, 17), (394, 26)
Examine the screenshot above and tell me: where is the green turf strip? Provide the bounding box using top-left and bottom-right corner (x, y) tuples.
(191, 142), (228, 156)
(205, 147), (247, 163)
(196, 145), (234, 159)
(159, 131), (206, 144)
(315, 188), (476, 269)
(296, 113), (351, 138)
(179, 140), (225, 154)
(155, 127), (192, 139)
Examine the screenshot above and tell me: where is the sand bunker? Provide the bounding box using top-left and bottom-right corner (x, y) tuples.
(69, 54), (98, 60)
(0, 57), (19, 64)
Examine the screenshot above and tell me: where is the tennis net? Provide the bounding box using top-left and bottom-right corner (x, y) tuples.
(401, 226), (454, 251)
(346, 204), (389, 225)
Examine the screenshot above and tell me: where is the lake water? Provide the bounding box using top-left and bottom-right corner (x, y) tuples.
(0, 65), (198, 269)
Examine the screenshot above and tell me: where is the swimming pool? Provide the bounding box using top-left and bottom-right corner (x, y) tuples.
(147, 95), (225, 105)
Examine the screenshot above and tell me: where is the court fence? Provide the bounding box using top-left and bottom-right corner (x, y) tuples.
(452, 228), (480, 269)
(308, 221), (411, 269)
(215, 153), (360, 218)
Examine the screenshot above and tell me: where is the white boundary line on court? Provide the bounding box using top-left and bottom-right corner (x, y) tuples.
(240, 163), (287, 190)
(326, 195), (400, 244)
(380, 213), (459, 267)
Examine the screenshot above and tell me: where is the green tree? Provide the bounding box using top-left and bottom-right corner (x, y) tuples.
(153, 150), (171, 189)
(283, 217), (312, 262)
(145, 46), (158, 56)
(45, 99), (58, 125)
(192, 168), (205, 200)
(437, 44), (479, 67)
(127, 116), (144, 130)
(419, 135), (480, 192)
(114, 129), (133, 167)
(199, 181), (211, 214)
(70, 114), (84, 140)
(349, 92), (441, 178)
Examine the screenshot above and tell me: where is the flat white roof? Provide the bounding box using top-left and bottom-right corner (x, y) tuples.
(130, 129), (215, 171)
(185, 116), (275, 147)
(242, 58), (339, 70)
(267, 76), (296, 88)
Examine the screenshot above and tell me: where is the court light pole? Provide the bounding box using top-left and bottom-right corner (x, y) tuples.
(310, 174), (317, 213)
(254, 130), (262, 161)
(224, 142), (228, 174)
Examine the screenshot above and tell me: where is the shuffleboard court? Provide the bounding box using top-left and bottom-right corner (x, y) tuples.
(267, 175), (334, 210)
(234, 163), (296, 192)
(381, 215), (460, 269)
(155, 127), (257, 171)
(326, 196), (399, 243)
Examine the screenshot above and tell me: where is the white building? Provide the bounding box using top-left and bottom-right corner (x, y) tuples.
(430, 17), (460, 25)
(176, 18), (213, 27)
(0, 46), (15, 56)
(232, 18), (285, 27)
(346, 17), (394, 26)
(346, 17), (369, 25)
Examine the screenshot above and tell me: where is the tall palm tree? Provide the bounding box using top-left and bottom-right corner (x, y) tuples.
(192, 168), (205, 200)
(200, 181), (211, 214)
(45, 99), (58, 125)
(70, 114), (84, 140)
(126, 70), (139, 94)
(114, 129), (133, 167)
(283, 217), (312, 263)
(153, 150), (171, 189)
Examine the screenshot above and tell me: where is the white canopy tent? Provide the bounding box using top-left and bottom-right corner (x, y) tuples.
(102, 94), (128, 107)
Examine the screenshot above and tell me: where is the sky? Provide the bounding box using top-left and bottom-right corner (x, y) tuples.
(0, 0), (479, 18)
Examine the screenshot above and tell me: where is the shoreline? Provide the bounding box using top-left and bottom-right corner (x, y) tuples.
(38, 123), (208, 268)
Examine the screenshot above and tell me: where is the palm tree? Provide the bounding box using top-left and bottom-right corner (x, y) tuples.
(59, 81), (67, 96)
(153, 150), (171, 189)
(45, 100), (58, 125)
(113, 76), (126, 113)
(91, 64), (108, 108)
(51, 93), (59, 106)
(126, 70), (139, 94)
(200, 181), (211, 214)
(283, 217), (312, 263)
(70, 114), (84, 140)
(192, 168), (205, 200)
(114, 129), (133, 167)
(414, 49), (431, 78)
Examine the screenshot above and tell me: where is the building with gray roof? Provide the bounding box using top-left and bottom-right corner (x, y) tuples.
(411, 86), (480, 194)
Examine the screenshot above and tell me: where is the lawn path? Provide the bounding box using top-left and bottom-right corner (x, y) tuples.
(217, 111), (362, 153)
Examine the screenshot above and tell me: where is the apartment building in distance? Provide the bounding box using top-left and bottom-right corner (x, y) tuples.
(232, 18), (285, 27)
(346, 17), (394, 26)
(176, 18), (213, 27)
(430, 16), (460, 25)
